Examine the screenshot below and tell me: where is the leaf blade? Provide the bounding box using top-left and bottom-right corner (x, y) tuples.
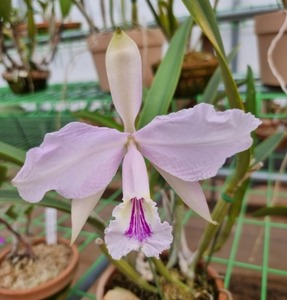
(137, 17), (193, 128)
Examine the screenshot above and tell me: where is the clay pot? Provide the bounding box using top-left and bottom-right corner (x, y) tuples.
(96, 264), (229, 300)
(87, 28), (165, 92)
(2, 70), (50, 94)
(153, 51), (218, 99)
(0, 238), (79, 300)
(16, 22), (82, 35)
(254, 10), (287, 86)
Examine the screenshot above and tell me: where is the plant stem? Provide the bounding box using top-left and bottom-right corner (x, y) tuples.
(131, 0), (138, 26)
(100, 0), (107, 30)
(166, 197), (183, 268)
(148, 258), (164, 300)
(0, 22), (19, 69)
(151, 257), (193, 295)
(0, 217), (34, 257)
(120, 0), (127, 26)
(191, 199), (229, 270)
(41, 23), (63, 66)
(96, 239), (158, 294)
(145, 0), (169, 39)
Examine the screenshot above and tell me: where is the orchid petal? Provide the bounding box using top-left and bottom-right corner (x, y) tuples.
(122, 142), (150, 199)
(135, 103), (261, 181)
(155, 166), (216, 224)
(106, 29), (142, 133)
(12, 122), (128, 202)
(71, 189), (105, 243)
(105, 198), (172, 260)
(105, 142), (172, 259)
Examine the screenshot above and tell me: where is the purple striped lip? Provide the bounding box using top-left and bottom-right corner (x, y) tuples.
(125, 197), (152, 242)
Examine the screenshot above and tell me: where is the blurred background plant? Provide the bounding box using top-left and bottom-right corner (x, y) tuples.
(0, 0), (72, 94)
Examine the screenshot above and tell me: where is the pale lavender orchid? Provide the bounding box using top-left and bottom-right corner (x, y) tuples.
(12, 30), (261, 260)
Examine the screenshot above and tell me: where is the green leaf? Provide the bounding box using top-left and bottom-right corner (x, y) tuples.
(27, 2), (36, 43)
(137, 16), (193, 128)
(73, 111), (123, 131)
(59, 0), (72, 18)
(0, 189), (106, 233)
(201, 46), (239, 104)
(252, 131), (286, 167)
(0, 0), (11, 22)
(0, 141), (26, 166)
(182, 0), (243, 110)
(0, 189), (71, 212)
(253, 206), (287, 217)
(0, 165), (8, 187)
(245, 66), (257, 115)
(183, 0), (224, 53)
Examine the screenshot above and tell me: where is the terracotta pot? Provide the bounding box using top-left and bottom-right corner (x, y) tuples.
(16, 22), (82, 35)
(153, 51), (218, 99)
(96, 264), (229, 300)
(87, 28), (165, 92)
(254, 10), (287, 86)
(2, 70), (50, 94)
(0, 238), (79, 300)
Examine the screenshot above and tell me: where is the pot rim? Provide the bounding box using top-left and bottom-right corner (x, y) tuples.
(96, 263), (230, 300)
(2, 70), (50, 81)
(0, 237), (79, 297)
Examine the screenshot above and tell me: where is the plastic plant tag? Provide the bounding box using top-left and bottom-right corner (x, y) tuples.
(45, 208), (57, 244)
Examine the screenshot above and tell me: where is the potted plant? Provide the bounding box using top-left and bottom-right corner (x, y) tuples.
(72, 0), (165, 91)
(0, 0), (69, 94)
(9, 0), (265, 293)
(146, 0), (218, 98)
(254, 0), (287, 88)
(0, 215), (79, 300)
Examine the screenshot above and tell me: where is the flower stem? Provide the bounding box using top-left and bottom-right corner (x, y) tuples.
(191, 199), (229, 270)
(96, 239), (158, 294)
(151, 257), (193, 294)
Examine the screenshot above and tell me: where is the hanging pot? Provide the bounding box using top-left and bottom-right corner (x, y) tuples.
(2, 70), (50, 94)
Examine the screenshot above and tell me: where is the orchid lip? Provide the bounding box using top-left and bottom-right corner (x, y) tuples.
(125, 197), (153, 242)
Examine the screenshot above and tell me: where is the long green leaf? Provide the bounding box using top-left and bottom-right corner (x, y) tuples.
(0, 0), (11, 22)
(252, 131), (286, 167)
(245, 66), (257, 115)
(0, 165), (8, 187)
(0, 141), (26, 166)
(253, 206), (287, 217)
(59, 0), (73, 18)
(0, 190), (70, 211)
(137, 17), (193, 128)
(182, 0), (243, 110)
(0, 189), (106, 233)
(26, 0), (36, 40)
(201, 46), (239, 104)
(73, 111), (123, 131)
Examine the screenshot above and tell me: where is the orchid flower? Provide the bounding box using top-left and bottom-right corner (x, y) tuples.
(12, 30), (261, 260)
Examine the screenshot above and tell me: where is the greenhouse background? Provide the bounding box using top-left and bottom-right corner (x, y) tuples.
(0, 1), (286, 300)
